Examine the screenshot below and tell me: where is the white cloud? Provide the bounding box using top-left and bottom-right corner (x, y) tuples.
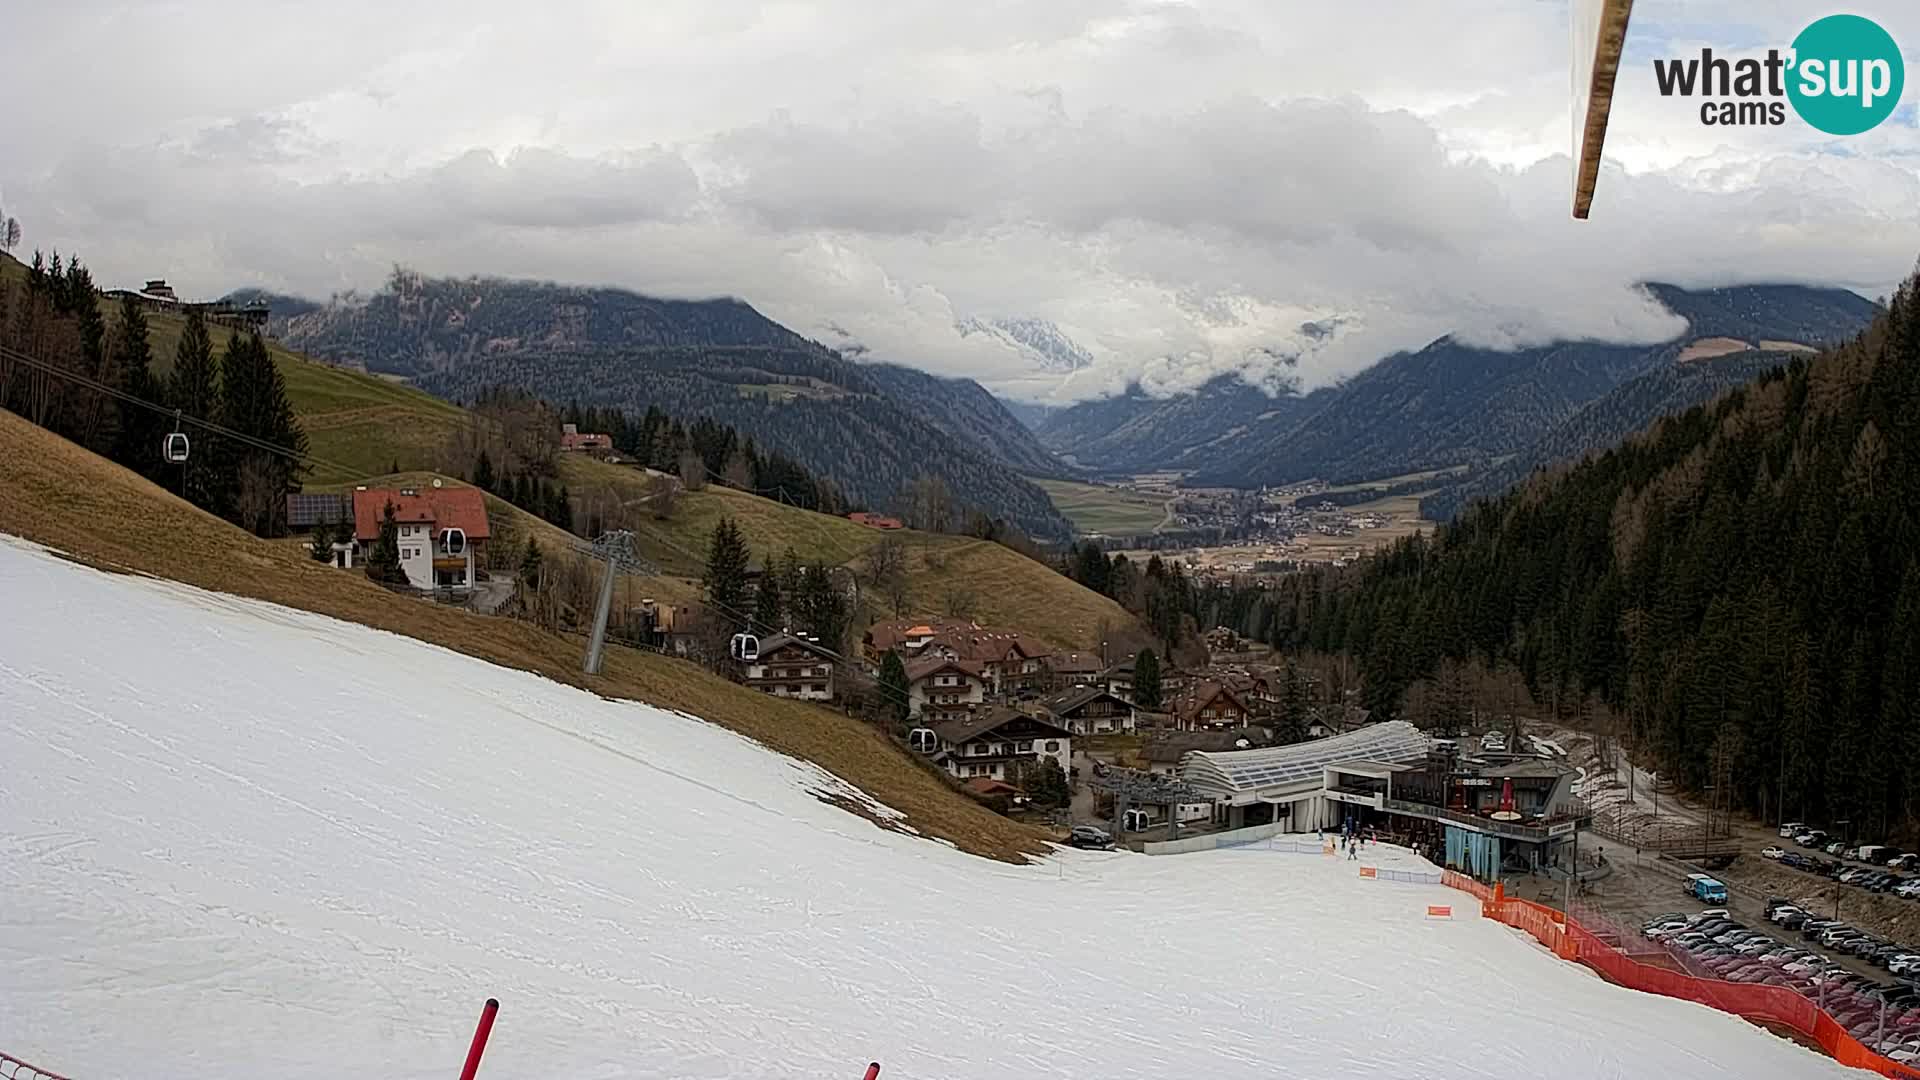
(3, 0), (1918, 403)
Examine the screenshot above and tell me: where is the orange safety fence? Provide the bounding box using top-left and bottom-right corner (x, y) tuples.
(1441, 870), (1493, 902)
(1446, 878), (1920, 1078)
(1, 1051), (75, 1080)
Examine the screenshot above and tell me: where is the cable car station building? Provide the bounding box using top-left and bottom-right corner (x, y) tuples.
(1180, 721), (1591, 881)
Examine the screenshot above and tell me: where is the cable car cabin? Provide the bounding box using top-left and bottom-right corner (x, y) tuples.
(907, 728), (938, 754)
(440, 527), (467, 556)
(729, 633), (760, 663)
(161, 432), (190, 464)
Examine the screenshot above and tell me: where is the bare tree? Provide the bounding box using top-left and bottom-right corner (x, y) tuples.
(942, 582), (978, 620)
(468, 390), (559, 477)
(234, 453), (284, 536)
(906, 473), (953, 534)
(866, 535), (910, 615)
(1, 217), (19, 253)
(723, 445), (752, 488)
(649, 473), (679, 519)
(678, 449), (708, 492)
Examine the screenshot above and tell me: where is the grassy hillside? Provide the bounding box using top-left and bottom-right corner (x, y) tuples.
(0, 408), (1043, 862)
(558, 455), (1137, 650)
(144, 313), (468, 486)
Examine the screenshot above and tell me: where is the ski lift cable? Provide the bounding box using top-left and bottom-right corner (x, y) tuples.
(0, 343), (369, 479)
(3, 343), (921, 708)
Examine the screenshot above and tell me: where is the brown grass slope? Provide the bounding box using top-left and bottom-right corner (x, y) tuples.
(559, 456), (1137, 650)
(0, 408), (1045, 862)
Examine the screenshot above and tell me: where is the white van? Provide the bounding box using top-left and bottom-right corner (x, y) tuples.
(1780, 821), (1809, 838)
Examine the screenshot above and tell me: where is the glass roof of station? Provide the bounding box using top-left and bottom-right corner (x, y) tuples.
(1182, 721), (1431, 794)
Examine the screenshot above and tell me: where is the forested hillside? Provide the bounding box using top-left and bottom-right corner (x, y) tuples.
(858, 362), (1072, 479)
(1041, 284), (1879, 486)
(1038, 375), (1320, 475)
(1419, 349), (1798, 521)
(264, 271), (1073, 539)
(1258, 269), (1920, 838)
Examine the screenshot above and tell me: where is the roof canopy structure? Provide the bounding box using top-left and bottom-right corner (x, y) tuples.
(1571, 0), (1636, 218)
(1182, 721), (1431, 799)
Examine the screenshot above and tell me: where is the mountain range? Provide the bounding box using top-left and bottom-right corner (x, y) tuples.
(1036, 284), (1882, 503)
(248, 271), (1076, 539)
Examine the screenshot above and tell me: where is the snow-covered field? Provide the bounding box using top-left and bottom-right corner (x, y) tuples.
(0, 538), (1850, 1078)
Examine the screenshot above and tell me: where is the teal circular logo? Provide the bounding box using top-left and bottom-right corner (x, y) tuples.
(1787, 14), (1904, 135)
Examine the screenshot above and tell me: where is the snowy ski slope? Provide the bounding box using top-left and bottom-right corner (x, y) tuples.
(0, 537), (1850, 1078)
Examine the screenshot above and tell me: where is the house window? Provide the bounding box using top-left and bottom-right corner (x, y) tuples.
(1017, 741), (1033, 752)
(971, 744), (986, 756)
(1045, 741), (1060, 752)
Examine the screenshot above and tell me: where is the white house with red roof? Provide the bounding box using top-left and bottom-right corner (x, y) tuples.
(352, 484), (491, 591)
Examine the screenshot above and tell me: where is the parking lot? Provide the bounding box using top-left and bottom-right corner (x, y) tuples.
(1574, 849), (1891, 981)
(1636, 902), (1920, 1062)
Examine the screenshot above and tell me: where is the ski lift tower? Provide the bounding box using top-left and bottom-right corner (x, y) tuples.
(581, 530), (652, 675)
(1090, 768), (1208, 843)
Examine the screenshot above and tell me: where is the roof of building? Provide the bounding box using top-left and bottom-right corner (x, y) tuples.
(351, 486), (491, 544)
(286, 492), (353, 528)
(866, 617), (1052, 663)
(964, 777), (1025, 798)
(1048, 651), (1104, 674)
(1040, 686), (1129, 716)
(754, 633), (837, 661)
(1143, 728), (1272, 763)
(930, 705), (1072, 747)
(1170, 681), (1249, 722)
(904, 656), (984, 683)
(847, 512), (904, 529)
(1479, 757), (1576, 781)
(560, 431), (612, 451)
(1182, 720), (1430, 794)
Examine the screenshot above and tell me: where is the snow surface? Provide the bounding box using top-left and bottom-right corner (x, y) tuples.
(0, 537), (1851, 1079)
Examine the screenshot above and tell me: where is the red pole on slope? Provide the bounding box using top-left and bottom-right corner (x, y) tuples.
(458, 998), (500, 1080)
(863, 1063), (882, 1080)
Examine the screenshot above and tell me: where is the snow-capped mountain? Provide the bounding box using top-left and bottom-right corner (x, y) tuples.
(956, 316), (1096, 373)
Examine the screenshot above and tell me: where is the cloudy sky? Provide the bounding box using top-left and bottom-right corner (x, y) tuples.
(5, 0), (1919, 402)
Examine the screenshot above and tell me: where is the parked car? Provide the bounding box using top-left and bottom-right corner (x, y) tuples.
(1067, 826), (1114, 850)
(1761, 846), (1786, 860)
(1828, 840), (1850, 856)
(1782, 821), (1811, 838)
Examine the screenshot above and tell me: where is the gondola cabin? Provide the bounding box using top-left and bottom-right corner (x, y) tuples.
(730, 633), (760, 663)
(161, 432), (190, 464)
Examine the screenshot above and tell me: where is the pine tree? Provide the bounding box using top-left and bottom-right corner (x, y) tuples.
(878, 650), (910, 727)
(753, 552), (785, 631)
(703, 516), (752, 630)
(110, 293), (162, 476)
(797, 562), (850, 651)
(364, 502), (410, 587)
(310, 519), (334, 562)
(1134, 648), (1162, 709)
(1278, 661), (1307, 744)
(520, 537), (545, 581)
(167, 311), (223, 513)
(218, 332), (307, 536)
(474, 449), (496, 493)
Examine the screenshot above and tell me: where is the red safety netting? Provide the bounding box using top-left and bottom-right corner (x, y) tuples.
(1, 1052), (74, 1080)
(1446, 879), (1920, 1078)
